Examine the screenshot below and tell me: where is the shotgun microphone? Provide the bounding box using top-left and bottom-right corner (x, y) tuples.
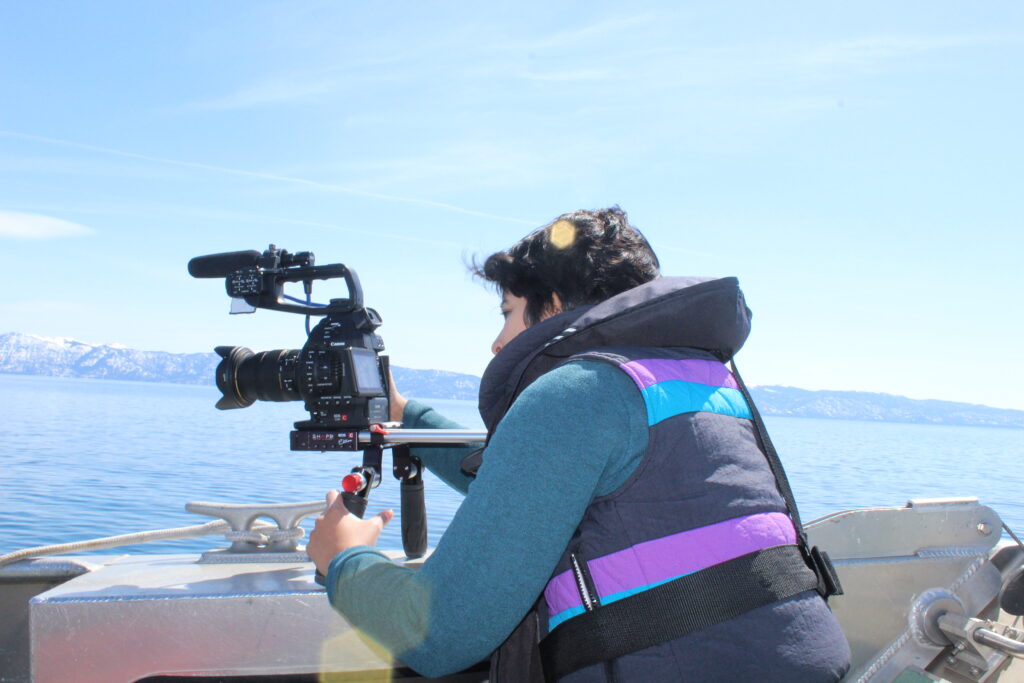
(187, 250), (261, 278)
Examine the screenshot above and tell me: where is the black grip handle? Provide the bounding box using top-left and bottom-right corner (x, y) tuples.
(341, 491), (368, 518)
(400, 478), (427, 559)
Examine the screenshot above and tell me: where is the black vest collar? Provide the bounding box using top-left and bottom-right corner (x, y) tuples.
(477, 276), (752, 433)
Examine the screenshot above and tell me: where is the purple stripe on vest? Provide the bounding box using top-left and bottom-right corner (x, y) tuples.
(618, 358), (740, 391)
(544, 512), (796, 616)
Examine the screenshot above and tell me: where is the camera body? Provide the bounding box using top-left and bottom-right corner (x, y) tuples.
(189, 245), (389, 450)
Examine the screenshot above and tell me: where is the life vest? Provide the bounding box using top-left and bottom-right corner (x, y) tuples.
(472, 277), (848, 682)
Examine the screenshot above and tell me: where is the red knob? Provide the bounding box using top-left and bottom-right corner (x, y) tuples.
(342, 473), (364, 493)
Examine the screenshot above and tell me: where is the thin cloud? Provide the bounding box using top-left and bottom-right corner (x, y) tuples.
(0, 130), (536, 226)
(508, 14), (656, 52)
(333, 142), (551, 193)
(185, 15), (653, 109)
(178, 53), (418, 112)
(260, 215), (465, 248)
(183, 73), (342, 111)
(0, 211), (94, 240)
(0, 200), (470, 250)
(798, 34), (1010, 71)
(516, 67), (620, 83)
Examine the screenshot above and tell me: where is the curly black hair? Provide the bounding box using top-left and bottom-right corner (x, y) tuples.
(473, 207), (661, 325)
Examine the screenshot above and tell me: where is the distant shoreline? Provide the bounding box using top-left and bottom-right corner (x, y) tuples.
(2, 332), (1022, 430)
(2, 370), (1022, 431)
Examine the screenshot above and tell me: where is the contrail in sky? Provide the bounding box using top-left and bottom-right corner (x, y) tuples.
(0, 129), (705, 256)
(1, 200), (469, 249)
(0, 130), (537, 226)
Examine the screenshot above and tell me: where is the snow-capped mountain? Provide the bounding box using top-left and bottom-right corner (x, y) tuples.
(0, 332), (482, 399)
(0, 332), (219, 384)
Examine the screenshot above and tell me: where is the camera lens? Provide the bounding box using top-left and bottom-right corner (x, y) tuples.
(213, 346), (301, 410)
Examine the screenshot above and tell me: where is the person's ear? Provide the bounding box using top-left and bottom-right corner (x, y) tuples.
(544, 293), (564, 320)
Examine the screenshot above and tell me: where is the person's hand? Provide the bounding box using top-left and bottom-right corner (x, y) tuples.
(388, 368), (407, 422)
(307, 490), (394, 575)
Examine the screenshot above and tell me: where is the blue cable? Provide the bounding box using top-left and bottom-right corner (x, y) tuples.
(283, 294), (327, 307)
(288, 292), (322, 336)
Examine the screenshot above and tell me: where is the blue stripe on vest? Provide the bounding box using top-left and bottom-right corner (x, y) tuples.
(638, 381), (752, 426)
(548, 573), (688, 632)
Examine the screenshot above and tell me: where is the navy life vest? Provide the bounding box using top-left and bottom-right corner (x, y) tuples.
(472, 277), (849, 682)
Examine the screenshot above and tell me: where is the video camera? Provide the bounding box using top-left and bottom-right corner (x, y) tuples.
(188, 245), (484, 560)
(187, 244), (390, 449)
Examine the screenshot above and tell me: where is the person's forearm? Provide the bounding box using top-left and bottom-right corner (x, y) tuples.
(402, 400), (479, 494)
(327, 548), (435, 663)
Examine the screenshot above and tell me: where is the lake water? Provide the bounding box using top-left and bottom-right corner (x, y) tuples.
(1, 374), (1022, 556)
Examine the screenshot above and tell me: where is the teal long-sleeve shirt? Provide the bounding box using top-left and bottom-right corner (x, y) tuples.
(326, 361), (649, 677)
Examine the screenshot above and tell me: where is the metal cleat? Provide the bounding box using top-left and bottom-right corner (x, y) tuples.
(186, 500), (326, 562)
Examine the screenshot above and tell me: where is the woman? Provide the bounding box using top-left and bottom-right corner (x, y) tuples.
(308, 207), (851, 681)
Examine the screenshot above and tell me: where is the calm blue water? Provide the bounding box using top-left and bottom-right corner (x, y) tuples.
(1, 374), (1021, 556)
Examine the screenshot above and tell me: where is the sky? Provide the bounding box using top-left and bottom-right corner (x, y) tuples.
(0, 2), (1022, 410)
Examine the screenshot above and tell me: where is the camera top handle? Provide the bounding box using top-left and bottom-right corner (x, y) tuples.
(258, 263), (365, 315)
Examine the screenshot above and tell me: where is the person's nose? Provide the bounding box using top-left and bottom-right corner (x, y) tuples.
(491, 335), (503, 356)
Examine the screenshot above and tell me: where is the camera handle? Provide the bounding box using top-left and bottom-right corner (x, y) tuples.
(393, 445), (427, 559)
(339, 491), (368, 519)
(314, 429), (486, 584)
(334, 433), (428, 559)
(349, 429), (428, 559)
(339, 430), (488, 560)
(339, 437), (384, 518)
(256, 264), (365, 315)
(313, 444), (384, 586)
